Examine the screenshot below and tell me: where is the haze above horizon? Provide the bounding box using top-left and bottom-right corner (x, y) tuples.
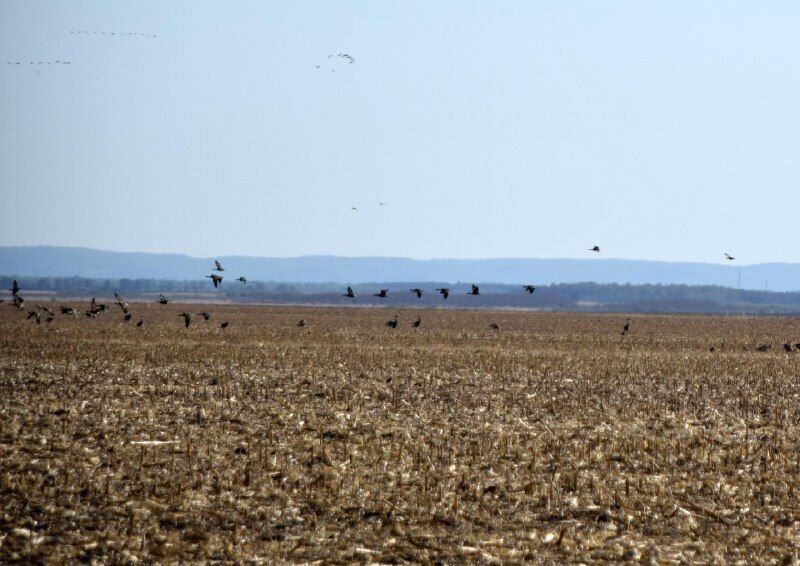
(2, 1), (799, 265)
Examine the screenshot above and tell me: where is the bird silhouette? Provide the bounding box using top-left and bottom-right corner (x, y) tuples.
(136, 317), (144, 327)
(374, 289), (388, 298)
(123, 313), (133, 322)
(378, 201), (386, 206)
(410, 288), (423, 298)
(60, 306), (77, 316)
(436, 288), (450, 300)
(298, 319), (306, 327)
(351, 207), (358, 211)
(179, 312), (191, 328)
(343, 287), (356, 298)
(9, 280), (20, 295)
(412, 317), (421, 328)
(214, 260), (225, 272)
(621, 319), (630, 336)
(158, 294), (169, 305)
(755, 343), (772, 352)
(26, 310), (41, 324)
(489, 323), (500, 331)
(385, 315), (399, 328)
(468, 285), (480, 296)
(590, 246), (601, 253)
(197, 311), (211, 320)
(207, 274), (223, 288)
(220, 321), (229, 329)
(38, 305), (55, 317)
(523, 285), (536, 294)
(724, 253), (735, 261)
(784, 342), (794, 353)
(114, 292), (129, 313)
(237, 277), (247, 284)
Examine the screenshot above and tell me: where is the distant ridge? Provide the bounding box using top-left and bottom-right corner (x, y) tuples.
(1, 245), (799, 292)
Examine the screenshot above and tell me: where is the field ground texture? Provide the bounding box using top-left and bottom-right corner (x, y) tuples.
(2, 304), (800, 563)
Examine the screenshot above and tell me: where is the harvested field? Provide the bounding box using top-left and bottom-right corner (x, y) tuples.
(2, 304), (800, 562)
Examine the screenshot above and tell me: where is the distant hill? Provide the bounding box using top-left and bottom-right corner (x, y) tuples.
(1, 245), (799, 291)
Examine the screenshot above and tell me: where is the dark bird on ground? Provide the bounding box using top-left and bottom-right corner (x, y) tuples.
(755, 343), (772, 352)
(136, 317), (144, 327)
(158, 294), (169, 305)
(410, 288), (423, 298)
(39, 306), (55, 317)
(27, 310), (41, 324)
(60, 306), (77, 316)
(436, 288), (450, 299)
(468, 285), (480, 296)
(12, 294), (25, 309)
(114, 292), (128, 313)
(207, 274), (223, 288)
(123, 313), (132, 322)
(298, 319), (306, 327)
(220, 321), (229, 329)
(374, 289), (388, 298)
(179, 312), (191, 328)
(198, 311), (211, 320)
(621, 319), (630, 336)
(84, 311), (97, 319)
(45, 315), (54, 324)
(385, 315), (399, 328)
(214, 260), (225, 272)
(89, 297), (107, 314)
(237, 277), (247, 284)
(724, 253), (735, 261)
(412, 317), (421, 328)
(590, 246), (601, 253)
(523, 285), (537, 294)
(489, 323), (500, 331)
(343, 286), (356, 298)
(784, 342), (794, 353)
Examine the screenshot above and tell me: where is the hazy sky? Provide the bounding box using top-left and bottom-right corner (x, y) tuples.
(2, 1), (799, 264)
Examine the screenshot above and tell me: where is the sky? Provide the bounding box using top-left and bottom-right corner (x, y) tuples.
(1, 1), (799, 264)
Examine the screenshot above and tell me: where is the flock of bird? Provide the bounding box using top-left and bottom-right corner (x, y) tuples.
(316, 52), (356, 72)
(5, 61), (71, 66)
(69, 30), (158, 38)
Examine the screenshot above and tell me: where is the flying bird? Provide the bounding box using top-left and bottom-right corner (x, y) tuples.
(468, 285), (480, 296)
(207, 274), (223, 288)
(114, 292), (129, 313)
(351, 207), (358, 211)
(343, 286), (356, 298)
(523, 285), (536, 294)
(27, 310), (41, 324)
(214, 260), (225, 272)
(436, 288), (450, 300)
(237, 277), (247, 284)
(589, 246), (601, 253)
(9, 280), (20, 295)
(158, 294), (169, 305)
(179, 312), (191, 328)
(724, 253), (735, 261)
(378, 201), (386, 206)
(198, 311), (211, 320)
(410, 288), (423, 298)
(374, 289), (388, 298)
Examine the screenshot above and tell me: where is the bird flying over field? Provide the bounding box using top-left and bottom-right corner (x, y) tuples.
(343, 286), (356, 298)
(207, 274), (223, 288)
(9, 280), (20, 295)
(198, 311), (211, 320)
(27, 310), (41, 324)
(468, 285), (480, 296)
(724, 253), (735, 261)
(214, 260), (225, 271)
(374, 289), (388, 298)
(410, 288), (423, 298)
(523, 285), (536, 294)
(589, 246), (601, 253)
(436, 288), (450, 300)
(114, 292), (129, 313)
(237, 277), (247, 284)
(158, 294), (169, 304)
(179, 312), (191, 328)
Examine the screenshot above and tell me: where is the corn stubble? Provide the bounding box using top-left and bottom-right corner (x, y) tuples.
(1, 304), (800, 562)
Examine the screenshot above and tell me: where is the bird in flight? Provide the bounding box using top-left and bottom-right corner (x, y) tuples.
(436, 288), (450, 300)
(9, 280), (20, 295)
(351, 207), (358, 212)
(523, 285), (536, 294)
(179, 312), (191, 328)
(207, 274), (223, 288)
(114, 292), (129, 313)
(468, 285), (480, 296)
(237, 277), (247, 284)
(343, 286), (356, 298)
(378, 201), (386, 206)
(724, 253), (735, 261)
(198, 311), (211, 320)
(214, 260), (225, 272)
(410, 288), (423, 299)
(374, 289), (388, 298)
(158, 294), (169, 305)
(589, 246), (601, 253)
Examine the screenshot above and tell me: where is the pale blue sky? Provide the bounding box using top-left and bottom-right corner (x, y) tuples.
(1, 1), (799, 264)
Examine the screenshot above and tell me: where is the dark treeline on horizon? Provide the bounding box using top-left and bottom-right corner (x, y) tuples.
(4, 275), (800, 314)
